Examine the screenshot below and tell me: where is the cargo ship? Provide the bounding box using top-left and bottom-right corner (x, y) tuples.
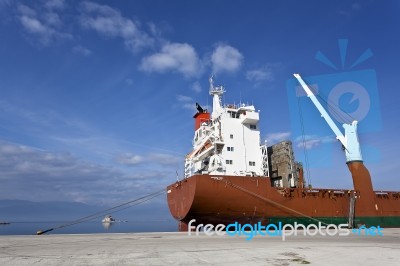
(166, 75), (400, 230)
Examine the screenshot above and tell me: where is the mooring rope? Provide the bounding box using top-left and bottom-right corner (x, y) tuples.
(36, 188), (166, 235)
(221, 177), (329, 226)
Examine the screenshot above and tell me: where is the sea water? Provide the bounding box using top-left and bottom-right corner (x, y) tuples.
(0, 220), (177, 235)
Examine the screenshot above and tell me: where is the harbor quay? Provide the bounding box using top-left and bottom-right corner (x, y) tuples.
(1, 229), (400, 265)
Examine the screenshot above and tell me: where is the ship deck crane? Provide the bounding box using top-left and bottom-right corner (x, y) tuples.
(293, 73), (377, 217)
(293, 73), (362, 163)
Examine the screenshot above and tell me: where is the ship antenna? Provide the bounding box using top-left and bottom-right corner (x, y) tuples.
(209, 73), (215, 90)
(176, 170), (180, 182)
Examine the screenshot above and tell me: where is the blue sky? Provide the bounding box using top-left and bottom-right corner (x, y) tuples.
(0, 0), (399, 208)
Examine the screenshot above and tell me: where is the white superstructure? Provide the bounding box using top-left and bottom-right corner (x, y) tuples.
(184, 76), (269, 178)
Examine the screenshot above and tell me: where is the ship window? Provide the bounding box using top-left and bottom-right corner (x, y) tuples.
(226, 160), (233, 165)
(229, 111), (237, 118)
(249, 161), (255, 166)
(230, 134), (233, 139)
(250, 125), (257, 130)
(227, 147), (234, 152)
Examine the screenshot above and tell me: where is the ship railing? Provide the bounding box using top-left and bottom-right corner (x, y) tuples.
(375, 192), (389, 195)
(374, 191), (399, 195)
(333, 190), (345, 194)
(305, 189), (320, 193)
(375, 191), (400, 200)
(279, 187), (357, 199)
(224, 103), (239, 109)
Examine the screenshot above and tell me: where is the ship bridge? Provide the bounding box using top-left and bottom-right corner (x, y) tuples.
(184, 77), (266, 178)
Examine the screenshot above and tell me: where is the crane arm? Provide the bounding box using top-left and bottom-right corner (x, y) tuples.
(293, 74), (346, 147)
(293, 73), (362, 162)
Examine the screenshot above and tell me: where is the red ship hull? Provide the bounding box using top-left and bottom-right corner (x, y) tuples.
(167, 172), (400, 229)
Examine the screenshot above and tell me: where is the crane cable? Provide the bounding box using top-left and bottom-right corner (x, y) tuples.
(295, 80), (352, 187)
(36, 188), (166, 235)
(296, 94), (312, 187)
(296, 78), (358, 188)
(306, 82), (355, 125)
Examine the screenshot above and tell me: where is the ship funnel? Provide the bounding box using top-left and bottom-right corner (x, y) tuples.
(193, 102), (210, 131)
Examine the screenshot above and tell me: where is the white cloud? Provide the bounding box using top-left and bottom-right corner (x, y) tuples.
(352, 3), (361, 10)
(140, 42), (202, 78)
(177, 95), (192, 102)
(294, 135), (336, 150)
(0, 141), (175, 204)
(0, 99), (91, 135)
(246, 66), (274, 83)
(43, 12), (62, 27)
(147, 153), (181, 166)
(211, 44), (243, 74)
(80, 1), (154, 52)
(17, 4), (36, 16)
(175, 94), (208, 112)
(0, 141), (126, 203)
(0, 0), (11, 6)
(181, 103), (196, 111)
(73, 45), (92, 56)
(176, 95), (196, 111)
(116, 152), (180, 167)
(19, 15), (47, 34)
(266, 132), (291, 145)
(125, 78), (133, 85)
(339, 2), (362, 17)
(116, 152), (143, 166)
(191, 81), (201, 93)
(45, 0), (65, 10)
(17, 3), (72, 45)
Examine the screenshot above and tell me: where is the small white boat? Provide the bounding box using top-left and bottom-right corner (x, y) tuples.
(102, 215), (115, 223)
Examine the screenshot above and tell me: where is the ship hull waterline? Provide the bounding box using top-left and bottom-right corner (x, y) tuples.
(167, 174), (400, 230)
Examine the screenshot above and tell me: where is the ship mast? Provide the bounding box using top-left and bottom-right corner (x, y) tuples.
(209, 75), (225, 120)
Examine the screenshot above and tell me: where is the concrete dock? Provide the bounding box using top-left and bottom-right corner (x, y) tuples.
(1, 230), (400, 265)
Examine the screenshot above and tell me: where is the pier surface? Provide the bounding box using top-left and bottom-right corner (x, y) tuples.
(1, 229), (400, 265)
